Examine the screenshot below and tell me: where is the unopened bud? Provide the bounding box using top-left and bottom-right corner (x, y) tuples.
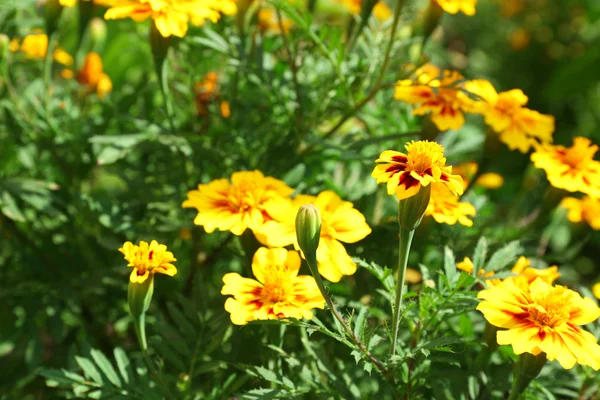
(295, 204), (322, 261)
(128, 275), (154, 320)
(45, 0), (64, 37)
(398, 184), (431, 231)
(89, 18), (107, 49)
(0, 34), (8, 60)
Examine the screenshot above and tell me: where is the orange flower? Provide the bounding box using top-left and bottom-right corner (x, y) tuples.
(77, 52), (112, 98)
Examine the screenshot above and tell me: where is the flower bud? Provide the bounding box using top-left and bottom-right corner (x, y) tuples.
(295, 204), (322, 261)
(89, 18), (107, 50)
(128, 275), (154, 350)
(510, 352), (547, 398)
(0, 34), (8, 60)
(398, 184), (431, 231)
(45, 0), (64, 38)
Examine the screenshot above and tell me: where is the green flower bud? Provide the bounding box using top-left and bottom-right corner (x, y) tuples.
(398, 184), (431, 231)
(45, 0), (64, 38)
(295, 204), (322, 262)
(89, 18), (107, 51)
(128, 275), (154, 350)
(510, 352), (547, 399)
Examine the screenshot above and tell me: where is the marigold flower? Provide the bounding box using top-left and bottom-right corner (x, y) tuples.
(425, 183), (476, 226)
(531, 137), (600, 197)
(336, 0), (392, 20)
(77, 52), (113, 98)
(464, 80), (555, 153)
(257, 7), (293, 33)
(182, 170), (294, 236)
(476, 172), (504, 189)
(433, 0), (477, 16)
(457, 257), (497, 280)
(256, 191), (371, 283)
(561, 196), (600, 230)
(119, 240), (177, 283)
(593, 283), (600, 300)
(372, 140), (463, 201)
(459, 256), (559, 288)
(477, 278), (600, 370)
(104, 0), (237, 38)
(395, 64), (477, 131)
(221, 247), (325, 325)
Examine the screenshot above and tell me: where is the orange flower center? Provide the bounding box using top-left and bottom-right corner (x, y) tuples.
(261, 284), (289, 303)
(562, 138), (598, 169)
(527, 304), (569, 328)
(405, 141), (446, 175)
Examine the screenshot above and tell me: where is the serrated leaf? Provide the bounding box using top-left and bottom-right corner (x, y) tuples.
(472, 237), (488, 273)
(353, 306), (368, 342)
(486, 241), (521, 272)
(443, 246), (456, 286)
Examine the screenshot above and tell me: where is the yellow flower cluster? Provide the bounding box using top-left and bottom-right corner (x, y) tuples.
(561, 196), (600, 230)
(458, 256), (560, 287)
(182, 170), (371, 324)
(10, 31), (73, 66)
(104, 0), (237, 38)
(119, 240), (177, 283)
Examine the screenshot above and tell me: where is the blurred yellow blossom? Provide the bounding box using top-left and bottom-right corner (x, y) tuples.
(593, 283), (600, 300)
(256, 191), (371, 283)
(11, 32), (75, 68)
(476, 173), (504, 189)
(336, 0), (392, 20)
(426, 183), (476, 226)
(119, 240), (177, 283)
(433, 0), (477, 16)
(477, 278), (600, 370)
(453, 162), (504, 190)
(372, 140), (463, 200)
(220, 101), (231, 118)
(531, 137), (600, 197)
(257, 7), (293, 33)
(395, 64), (478, 131)
(561, 196), (600, 230)
(465, 80), (555, 153)
(457, 257), (497, 281)
(221, 247), (324, 325)
(458, 256), (559, 288)
(77, 52), (113, 98)
(104, 0), (237, 38)
(405, 268), (422, 284)
(510, 28), (531, 51)
(182, 170), (294, 236)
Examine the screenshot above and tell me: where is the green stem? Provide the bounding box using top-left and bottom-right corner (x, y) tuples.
(44, 32), (56, 119)
(156, 58), (176, 134)
(133, 313), (147, 351)
(390, 227), (414, 356)
(304, 254), (388, 375)
(507, 352), (547, 400)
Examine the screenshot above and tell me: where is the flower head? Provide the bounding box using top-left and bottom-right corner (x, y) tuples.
(256, 191), (371, 283)
(336, 0), (392, 20)
(433, 0), (477, 16)
(77, 52), (113, 98)
(561, 196), (600, 230)
(477, 278), (600, 370)
(457, 257), (497, 280)
(531, 137), (600, 197)
(425, 183), (476, 226)
(372, 140), (463, 201)
(104, 0), (237, 38)
(395, 64), (477, 131)
(465, 80), (554, 153)
(182, 170), (294, 236)
(119, 240), (177, 283)
(458, 256), (559, 288)
(221, 247), (325, 325)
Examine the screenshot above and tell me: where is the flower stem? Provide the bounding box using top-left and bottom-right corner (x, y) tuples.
(304, 254), (388, 375)
(390, 227), (414, 356)
(507, 352), (547, 400)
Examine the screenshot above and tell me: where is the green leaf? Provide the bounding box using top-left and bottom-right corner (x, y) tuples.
(353, 306), (368, 342)
(90, 349), (121, 387)
(472, 237), (488, 273)
(113, 348), (131, 385)
(443, 246), (456, 286)
(486, 241), (521, 272)
(75, 356), (104, 385)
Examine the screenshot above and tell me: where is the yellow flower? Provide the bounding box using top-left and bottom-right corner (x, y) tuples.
(119, 240), (177, 283)
(510, 256), (560, 286)
(464, 80), (555, 153)
(476, 173), (504, 189)
(456, 257), (497, 281)
(257, 7), (293, 33)
(531, 137), (600, 197)
(405, 268), (422, 284)
(593, 283), (600, 300)
(425, 183), (476, 226)
(221, 247), (325, 325)
(256, 191), (372, 283)
(19, 32), (48, 59)
(182, 170), (294, 236)
(60, 0), (115, 6)
(77, 52), (113, 98)
(220, 101), (231, 118)
(433, 0), (477, 16)
(477, 278), (600, 370)
(395, 64), (477, 131)
(561, 196), (600, 230)
(52, 48), (74, 66)
(104, 0), (237, 38)
(372, 140), (464, 201)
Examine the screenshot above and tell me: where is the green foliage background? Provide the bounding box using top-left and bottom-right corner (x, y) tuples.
(1, 0), (600, 398)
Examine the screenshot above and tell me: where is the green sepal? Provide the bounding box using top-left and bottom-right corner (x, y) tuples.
(398, 184), (431, 231)
(128, 275), (154, 350)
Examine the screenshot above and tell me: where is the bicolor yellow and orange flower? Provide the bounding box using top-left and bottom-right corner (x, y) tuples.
(531, 137), (600, 197)
(76, 52), (113, 98)
(561, 196), (600, 230)
(119, 240), (177, 283)
(477, 278), (600, 370)
(433, 0), (477, 16)
(425, 183), (476, 226)
(256, 191), (371, 283)
(182, 170), (294, 236)
(458, 256), (559, 288)
(104, 0), (237, 38)
(395, 64), (477, 131)
(457, 257), (497, 281)
(464, 80), (555, 153)
(221, 247), (324, 325)
(372, 140), (463, 200)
